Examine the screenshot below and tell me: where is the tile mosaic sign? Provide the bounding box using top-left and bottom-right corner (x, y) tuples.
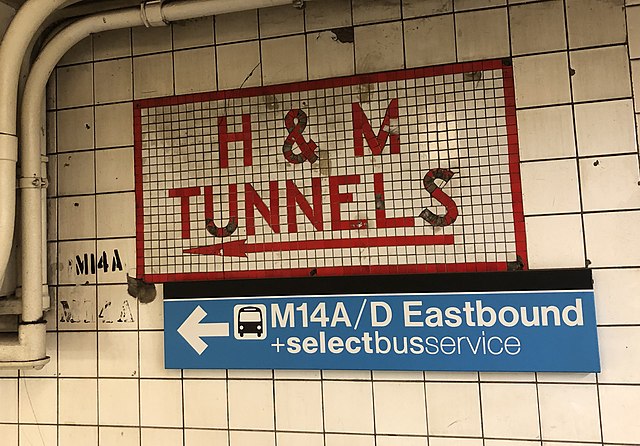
(134, 59), (527, 282)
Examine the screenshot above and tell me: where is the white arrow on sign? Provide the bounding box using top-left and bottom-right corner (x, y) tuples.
(177, 305), (230, 355)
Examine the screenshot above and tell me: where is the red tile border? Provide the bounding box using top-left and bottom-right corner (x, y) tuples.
(134, 59), (528, 282)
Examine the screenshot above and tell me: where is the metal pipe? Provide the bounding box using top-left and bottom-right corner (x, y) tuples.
(0, 0), (84, 294)
(0, 0), (85, 369)
(2, 0), (301, 368)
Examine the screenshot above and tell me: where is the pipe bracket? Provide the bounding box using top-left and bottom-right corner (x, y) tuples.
(141, 0), (168, 27)
(18, 177), (48, 189)
(0, 133), (18, 162)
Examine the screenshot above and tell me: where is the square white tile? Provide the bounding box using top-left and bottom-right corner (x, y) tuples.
(216, 41), (261, 89)
(521, 159), (580, 215)
(525, 214), (585, 268)
(584, 210), (640, 267)
(352, 0), (401, 24)
(94, 29), (131, 60)
(133, 53), (174, 99)
(575, 100), (637, 156)
(579, 154), (640, 211)
(404, 15), (456, 68)
(58, 195), (96, 240)
(183, 379), (227, 428)
(59, 378), (98, 425)
(456, 8), (510, 61)
(510, 1), (566, 55)
(95, 147), (135, 193)
(517, 105), (576, 161)
(599, 385), (640, 443)
(57, 151), (96, 196)
(355, 22), (404, 74)
(373, 381), (427, 435)
(98, 378), (139, 426)
(538, 384), (601, 441)
(274, 380), (323, 432)
(592, 268), (640, 325)
(480, 383), (540, 439)
(139, 330), (181, 378)
(174, 47), (216, 94)
(323, 380), (374, 433)
(96, 192), (136, 238)
(132, 25), (172, 55)
(597, 326), (640, 383)
(172, 16), (214, 50)
(307, 31), (354, 80)
(305, 0), (352, 31)
(57, 285), (97, 331)
(570, 46), (631, 102)
(58, 331), (98, 377)
(19, 378), (57, 424)
(228, 379), (274, 430)
(98, 331), (139, 377)
(261, 35), (307, 85)
(514, 53), (571, 107)
(140, 379), (184, 427)
(215, 10), (258, 43)
(426, 382), (482, 436)
(95, 102), (134, 148)
(56, 107), (94, 152)
(94, 58), (133, 104)
(566, 0), (627, 48)
(99, 427), (140, 446)
(57, 63), (93, 109)
(259, 4), (304, 37)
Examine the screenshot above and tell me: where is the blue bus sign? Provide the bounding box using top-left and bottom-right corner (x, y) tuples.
(164, 286), (600, 372)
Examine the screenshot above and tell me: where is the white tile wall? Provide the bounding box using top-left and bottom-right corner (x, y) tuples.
(2, 1), (637, 445)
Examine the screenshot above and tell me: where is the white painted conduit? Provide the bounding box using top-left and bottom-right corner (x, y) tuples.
(0, 0), (302, 368)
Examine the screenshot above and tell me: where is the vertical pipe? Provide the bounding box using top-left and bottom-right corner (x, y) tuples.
(0, 0), (84, 299)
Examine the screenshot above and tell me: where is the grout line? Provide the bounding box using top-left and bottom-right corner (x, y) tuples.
(562, 3), (604, 443)
(623, 5), (640, 189)
(91, 32), (102, 444)
(560, 0), (589, 269)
